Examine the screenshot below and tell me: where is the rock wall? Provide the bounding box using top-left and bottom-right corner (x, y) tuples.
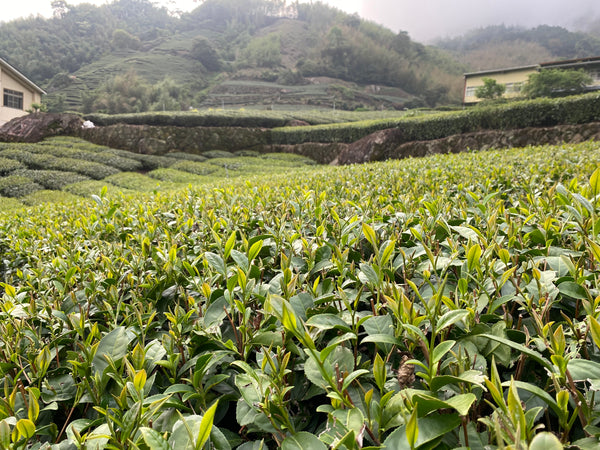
(77, 121), (600, 165)
(333, 121), (600, 165)
(0, 113), (82, 142)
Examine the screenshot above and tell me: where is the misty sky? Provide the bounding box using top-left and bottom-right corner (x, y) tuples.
(3, 0), (600, 42)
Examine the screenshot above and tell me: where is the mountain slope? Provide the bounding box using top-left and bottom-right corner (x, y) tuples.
(0, 0), (465, 112)
(437, 24), (600, 71)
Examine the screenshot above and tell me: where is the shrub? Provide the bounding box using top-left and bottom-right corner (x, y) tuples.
(0, 175), (44, 198)
(63, 180), (135, 197)
(12, 170), (90, 190)
(0, 157), (24, 175)
(102, 172), (177, 192)
(271, 92), (600, 145)
(203, 150), (236, 159)
(169, 161), (225, 176)
(21, 190), (82, 206)
(164, 152), (207, 162)
(0, 196), (23, 212)
(148, 168), (208, 184)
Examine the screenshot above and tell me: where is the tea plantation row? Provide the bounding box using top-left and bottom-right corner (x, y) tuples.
(1, 141), (600, 449)
(0, 137), (315, 211)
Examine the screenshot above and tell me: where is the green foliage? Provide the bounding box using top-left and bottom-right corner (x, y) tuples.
(1, 141), (600, 448)
(0, 157), (24, 176)
(523, 68), (594, 98)
(190, 37), (222, 71)
(475, 77), (506, 100)
(240, 33), (282, 68)
(439, 24), (600, 60)
(85, 108), (410, 128)
(272, 92), (600, 144)
(2, 0), (465, 112)
(111, 29), (141, 51)
(0, 175), (43, 198)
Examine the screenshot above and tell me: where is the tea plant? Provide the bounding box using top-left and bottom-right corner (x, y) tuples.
(1, 141), (600, 448)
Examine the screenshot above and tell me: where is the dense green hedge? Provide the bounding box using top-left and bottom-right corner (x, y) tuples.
(271, 93), (600, 145)
(0, 157), (24, 175)
(84, 109), (409, 128)
(0, 175), (43, 198)
(12, 170), (90, 190)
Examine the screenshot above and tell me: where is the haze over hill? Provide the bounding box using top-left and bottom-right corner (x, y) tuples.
(5, 0), (600, 44)
(2, 0), (600, 114)
(0, 0), (466, 112)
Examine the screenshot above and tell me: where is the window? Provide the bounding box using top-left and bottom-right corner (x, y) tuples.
(505, 82), (522, 94)
(3, 89), (23, 110)
(465, 86), (477, 98)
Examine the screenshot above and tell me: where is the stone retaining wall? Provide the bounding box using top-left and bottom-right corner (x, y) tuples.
(77, 121), (600, 165)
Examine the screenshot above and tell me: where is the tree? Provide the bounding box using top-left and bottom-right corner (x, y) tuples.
(522, 68), (593, 98)
(190, 38), (221, 71)
(475, 77), (506, 100)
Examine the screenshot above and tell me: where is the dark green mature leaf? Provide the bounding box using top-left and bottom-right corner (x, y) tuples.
(306, 313), (352, 333)
(474, 334), (553, 371)
(567, 359), (600, 382)
(382, 414), (461, 449)
(558, 281), (588, 299)
(281, 432), (327, 450)
(92, 326), (132, 377)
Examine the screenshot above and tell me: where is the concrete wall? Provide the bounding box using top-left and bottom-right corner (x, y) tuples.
(464, 67), (538, 104)
(0, 67), (42, 126)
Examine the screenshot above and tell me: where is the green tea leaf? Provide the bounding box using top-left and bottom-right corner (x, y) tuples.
(383, 413), (461, 449)
(140, 427), (170, 450)
(529, 432), (563, 450)
(197, 400), (219, 450)
(92, 326), (131, 377)
(281, 432), (327, 450)
(467, 244), (482, 272)
(432, 340), (456, 364)
(436, 310), (468, 332)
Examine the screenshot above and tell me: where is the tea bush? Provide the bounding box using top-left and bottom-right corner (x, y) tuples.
(0, 174), (43, 197)
(0, 156), (24, 175)
(1, 141), (600, 449)
(148, 168), (208, 184)
(102, 172), (178, 192)
(12, 169), (90, 190)
(272, 92), (600, 145)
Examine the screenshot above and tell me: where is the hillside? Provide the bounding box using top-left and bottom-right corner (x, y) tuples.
(0, 0), (465, 113)
(437, 24), (600, 71)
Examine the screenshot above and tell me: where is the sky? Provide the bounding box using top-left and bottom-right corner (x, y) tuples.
(2, 0), (600, 42)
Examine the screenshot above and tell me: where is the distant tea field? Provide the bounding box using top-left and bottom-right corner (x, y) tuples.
(0, 137), (316, 211)
(1, 140), (600, 448)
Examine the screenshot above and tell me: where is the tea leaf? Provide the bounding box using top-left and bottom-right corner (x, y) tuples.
(140, 427), (170, 450)
(92, 326), (131, 377)
(281, 431), (327, 450)
(197, 400), (219, 450)
(529, 432), (563, 450)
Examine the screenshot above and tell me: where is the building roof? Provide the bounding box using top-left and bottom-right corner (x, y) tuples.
(540, 55), (600, 69)
(0, 57), (46, 95)
(465, 55), (600, 78)
(464, 64), (539, 78)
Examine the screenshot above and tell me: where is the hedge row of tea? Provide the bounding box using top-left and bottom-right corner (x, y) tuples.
(271, 93), (600, 145)
(0, 138), (315, 209)
(85, 108), (410, 128)
(1, 141), (600, 449)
